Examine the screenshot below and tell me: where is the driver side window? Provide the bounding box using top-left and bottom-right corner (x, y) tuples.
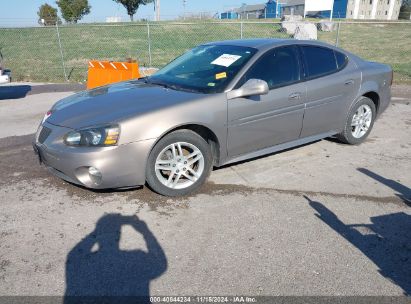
(237, 46), (301, 90)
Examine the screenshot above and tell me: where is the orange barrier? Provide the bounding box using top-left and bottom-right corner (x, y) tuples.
(87, 60), (141, 89)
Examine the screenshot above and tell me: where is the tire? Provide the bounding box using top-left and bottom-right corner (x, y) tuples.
(146, 130), (213, 197)
(336, 96), (376, 145)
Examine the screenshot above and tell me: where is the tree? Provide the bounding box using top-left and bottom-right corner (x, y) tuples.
(37, 3), (59, 26)
(56, 0), (91, 23)
(113, 0), (154, 22)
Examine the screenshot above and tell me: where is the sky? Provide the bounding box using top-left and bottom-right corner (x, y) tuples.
(0, 0), (265, 25)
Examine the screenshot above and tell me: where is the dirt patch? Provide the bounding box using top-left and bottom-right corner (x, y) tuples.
(0, 134), (50, 184)
(0, 134), (408, 209)
(0, 134), (260, 214)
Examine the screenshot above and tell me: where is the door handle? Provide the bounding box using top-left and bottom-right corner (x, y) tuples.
(288, 92), (301, 101)
(344, 79), (354, 85)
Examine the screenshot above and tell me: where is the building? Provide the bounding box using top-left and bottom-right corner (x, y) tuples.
(221, 0), (281, 19)
(220, 11), (239, 19)
(345, 0), (402, 20)
(319, 0), (349, 18)
(281, 0), (305, 16)
(220, 0), (401, 20)
(301, 0), (401, 19)
(106, 16), (122, 23)
(236, 3), (267, 19)
(220, 0), (317, 19)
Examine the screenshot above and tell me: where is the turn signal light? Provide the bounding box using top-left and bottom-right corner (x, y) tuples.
(104, 129), (120, 145)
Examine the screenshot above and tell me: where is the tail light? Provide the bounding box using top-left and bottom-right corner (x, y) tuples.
(390, 70), (393, 86)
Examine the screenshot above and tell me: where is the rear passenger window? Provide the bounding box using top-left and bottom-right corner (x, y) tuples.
(301, 46), (339, 79)
(335, 51), (348, 69)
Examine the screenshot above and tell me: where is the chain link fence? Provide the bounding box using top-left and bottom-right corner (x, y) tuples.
(0, 21), (410, 84)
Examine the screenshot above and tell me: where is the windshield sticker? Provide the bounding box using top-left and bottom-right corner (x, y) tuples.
(211, 54), (242, 67)
(215, 72), (227, 80)
(207, 83), (216, 87)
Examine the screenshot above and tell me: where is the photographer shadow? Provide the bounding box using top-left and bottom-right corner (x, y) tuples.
(307, 196), (411, 295)
(358, 168), (411, 207)
(64, 214), (167, 304)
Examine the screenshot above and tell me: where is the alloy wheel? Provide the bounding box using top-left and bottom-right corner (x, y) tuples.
(154, 142), (205, 189)
(351, 104), (373, 139)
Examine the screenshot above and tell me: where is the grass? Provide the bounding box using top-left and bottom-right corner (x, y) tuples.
(336, 22), (411, 84)
(0, 20), (410, 84)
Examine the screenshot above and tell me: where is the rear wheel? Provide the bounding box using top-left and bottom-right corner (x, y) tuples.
(146, 130), (212, 196)
(337, 97), (376, 145)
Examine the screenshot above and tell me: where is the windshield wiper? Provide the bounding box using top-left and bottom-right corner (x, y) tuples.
(144, 77), (200, 93)
(143, 77), (167, 88)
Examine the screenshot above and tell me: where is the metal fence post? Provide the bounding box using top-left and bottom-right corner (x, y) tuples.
(147, 21), (152, 67)
(55, 22), (68, 81)
(240, 21), (243, 39)
(335, 20), (341, 47)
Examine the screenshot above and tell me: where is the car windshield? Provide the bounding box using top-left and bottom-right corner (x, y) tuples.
(147, 45), (258, 94)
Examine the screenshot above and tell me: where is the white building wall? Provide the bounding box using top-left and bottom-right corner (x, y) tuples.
(346, 0), (401, 20)
(371, 0), (379, 19)
(353, 0), (360, 19)
(388, 0), (396, 19)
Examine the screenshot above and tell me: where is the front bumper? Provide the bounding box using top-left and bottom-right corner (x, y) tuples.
(33, 122), (156, 189)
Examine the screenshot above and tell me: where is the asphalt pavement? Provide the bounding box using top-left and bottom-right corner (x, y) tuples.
(0, 83), (410, 298)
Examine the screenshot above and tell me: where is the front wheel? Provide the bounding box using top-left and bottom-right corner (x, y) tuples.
(337, 97), (376, 145)
(146, 130), (213, 197)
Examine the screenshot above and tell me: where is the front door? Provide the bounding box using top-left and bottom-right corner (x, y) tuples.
(227, 46), (306, 158)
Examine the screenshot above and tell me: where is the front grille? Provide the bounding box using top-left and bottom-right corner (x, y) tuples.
(38, 126), (52, 144)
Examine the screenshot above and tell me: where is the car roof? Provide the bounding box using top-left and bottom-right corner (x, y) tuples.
(204, 38), (287, 49)
(204, 38), (340, 52)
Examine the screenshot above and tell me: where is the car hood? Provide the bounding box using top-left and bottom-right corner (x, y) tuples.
(47, 80), (205, 129)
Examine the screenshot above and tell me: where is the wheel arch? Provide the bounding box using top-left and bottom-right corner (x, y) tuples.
(362, 91), (380, 114)
(148, 123), (221, 166)
(356, 79), (381, 115)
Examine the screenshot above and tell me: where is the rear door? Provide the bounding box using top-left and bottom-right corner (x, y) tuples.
(299, 45), (361, 138)
(227, 45), (306, 157)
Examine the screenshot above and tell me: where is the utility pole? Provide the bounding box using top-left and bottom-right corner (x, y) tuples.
(154, 0), (160, 21)
(183, 0), (187, 20)
(242, 3), (246, 19)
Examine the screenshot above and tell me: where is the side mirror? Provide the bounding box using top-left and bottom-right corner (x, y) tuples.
(227, 79), (269, 100)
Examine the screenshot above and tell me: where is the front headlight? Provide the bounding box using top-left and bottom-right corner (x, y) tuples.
(64, 125), (120, 147)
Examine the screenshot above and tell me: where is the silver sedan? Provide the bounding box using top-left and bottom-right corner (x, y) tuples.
(33, 39), (393, 196)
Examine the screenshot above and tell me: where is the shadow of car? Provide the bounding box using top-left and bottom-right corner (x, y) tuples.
(0, 85), (31, 100)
